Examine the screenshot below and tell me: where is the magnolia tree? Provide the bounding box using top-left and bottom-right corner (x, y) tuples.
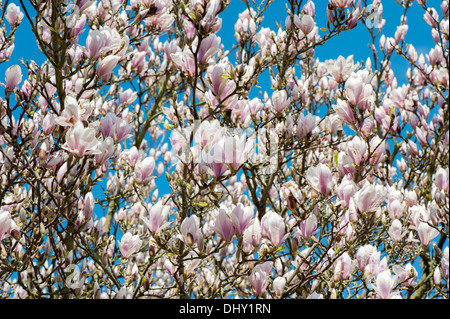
(0, 0), (448, 299)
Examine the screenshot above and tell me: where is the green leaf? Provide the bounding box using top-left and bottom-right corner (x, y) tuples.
(220, 74), (231, 79)
(320, 27), (328, 31)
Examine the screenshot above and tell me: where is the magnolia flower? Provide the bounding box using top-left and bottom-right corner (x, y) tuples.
(5, 3), (24, 25)
(356, 244), (377, 270)
(84, 192), (95, 220)
(305, 163), (333, 196)
(273, 276), (286, 297)
(373, 270), (398, 299)
(261, 211), (286, 247)
(333, 252), (356, 281)
(348, 136), (367, 166)
(299, 214), (317, 240)
(0, 211), (14, 241)
(393, 263), (417, 287)
(296, 113), (316, 138)
(180, 215), (201, 247)
(353, 182), (385, 214)
(214, 208), (235, 242)
(417, 222), (439, 246)
(271, 90), (290, 113)
(248, 263), (271, 297)
(143, 201), (170, 235)
(345, 76), (373, 111)
(294, 14), (315, 35)
(99, 113), (132, 143)
(97, 55), (120, 79)
(332, 99), (356, 126)
(94, 136), (115, 166)
(388, 219), (405, 242)
(336, 175), (358, 207)
(229, 203), (254, 236)
(5, 65), (22, 92)
(435, 167), (449, 191)
(63, 121), (100, 157)
(119, 232), (142, 259)
(134, 156), (155, 184)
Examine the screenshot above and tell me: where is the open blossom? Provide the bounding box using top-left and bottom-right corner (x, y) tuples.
(248, 262), (272, 297)
(294, 14), (316, 35)
(305, 163), (333, 196)
(417, 222), (440, 246)
(332, 99), (356, 126)
(99, 113), (132, 143)
(393, 264), (417, 287)
(63, 121), (100, 157)
(119, 232), (142, 259)
(229, 203), (254, 236)
(134, 156), (155, 184)
(353, 182), (385, 214)
(296, 113), (316, 138)
(345, 76), (373, 111)
(374, 270), (398, 299)
(333, 252), (356, 281)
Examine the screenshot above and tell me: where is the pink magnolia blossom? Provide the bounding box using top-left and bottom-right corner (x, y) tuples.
(94, 137), (115, 166)
(393, 263), (417, 287)
(417, 222), (439, 246)
(63, 121), (100, 157)
(261, 211), (286, 247)
(273, 276), (286, 297)
(5, 65), (22, 92)
(305, 163), (333, 196)
(347, 136), (367, 166)
(294, 14), (316, 35)
(229, 203), (254, 236)
(214, 208), (235, 242)
(99, 113), (132, 143)
(84, 192), (95, 220)
(180, 215), (201, 247)
(5, 3), (24, 25)
(248, 262), (271, 297)
(374, 270), (398, 299)
(332, 99), (356, 126)
(356, 244), (377, 270)
(388, 219), (405, 242)
(134, 156), (155, 184)
(296, 113), (316, 138)
(271, 90), (290, 113)
(97, 55), (120, 80)
(435, 167), (449, 191)
(299, 214), (317, 240)
(336, 175), (358, 207)
(345, 76), (373, 111)
(0, 211), (17, 241)
(119, 232), (142, 259)
(143, 201), (170, 235)
(353, 182), (385, 214)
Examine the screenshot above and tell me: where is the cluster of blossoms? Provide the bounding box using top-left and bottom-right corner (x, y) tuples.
(0, 0), (448, 299)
